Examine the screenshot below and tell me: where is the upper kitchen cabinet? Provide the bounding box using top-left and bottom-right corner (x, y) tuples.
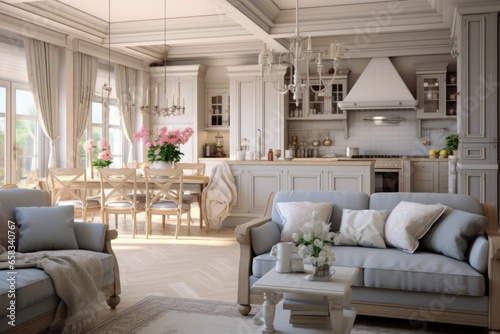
(416, 64), (456, 120)
(148, 65), (207, 163)
(149, 65), (207, 122)
(286, 69), (349, 120)
(227, 65), (286, 159)
(206, 88), (230, 130)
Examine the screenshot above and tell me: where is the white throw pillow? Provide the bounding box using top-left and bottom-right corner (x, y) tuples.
(384, 201), (446, 253)
(338, 209), (388, 248)
(276, 202), (333, 242)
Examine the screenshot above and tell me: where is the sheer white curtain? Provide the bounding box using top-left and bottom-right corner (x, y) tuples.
(73, 52), (98, 166)
(24, 38), (59, 168)
(114, 64), (137, 163)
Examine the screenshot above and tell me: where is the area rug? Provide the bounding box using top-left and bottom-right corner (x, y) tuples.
(85, 295), (488, 334)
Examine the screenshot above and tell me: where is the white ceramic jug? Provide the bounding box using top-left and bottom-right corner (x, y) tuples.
(270, 242), (294, 273)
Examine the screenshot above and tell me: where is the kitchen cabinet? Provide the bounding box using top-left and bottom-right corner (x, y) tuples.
(206, 88), (230, 130)
(227, 65), (287, 160)
(455, 12), (498, 208)
(149, 64), (207, 163)
(285, 69), (349, 121)
(416, 65), (457, 120)
(410, 161), (448, 193)
(224, 161), (373, 225)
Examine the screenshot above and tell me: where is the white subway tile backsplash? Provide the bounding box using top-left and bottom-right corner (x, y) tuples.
(287, 111), (457, 156)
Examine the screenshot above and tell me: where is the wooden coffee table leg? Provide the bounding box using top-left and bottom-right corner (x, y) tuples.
(328, 297), (344, 334)
(262, 292), (276, 333)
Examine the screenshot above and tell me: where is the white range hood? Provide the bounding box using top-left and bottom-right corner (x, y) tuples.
(339, 57), (417, 111)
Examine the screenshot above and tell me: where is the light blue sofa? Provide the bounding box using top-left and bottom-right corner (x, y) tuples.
(235, 190), (500, 331)
(0, 188), (121, 333)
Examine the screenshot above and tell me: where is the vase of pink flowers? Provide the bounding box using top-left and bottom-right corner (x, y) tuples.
(134, 126), (194, 165)
(92, 138), (113, 168)
(83, 138), (97, 178)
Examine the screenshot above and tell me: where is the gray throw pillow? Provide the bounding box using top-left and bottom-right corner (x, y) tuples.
(251, 221), (281, 255)
(420, 206), (487, 261)
(14, 206), (78, 253)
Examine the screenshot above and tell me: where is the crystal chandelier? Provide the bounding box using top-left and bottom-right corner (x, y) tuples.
(140, 0), (185, 117)
(258, 0), (346, 106)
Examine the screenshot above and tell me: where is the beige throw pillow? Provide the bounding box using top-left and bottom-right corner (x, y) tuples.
(384, 201), (446, 253)
(338, 209), (388, 248)
(276, 202), (333, 242)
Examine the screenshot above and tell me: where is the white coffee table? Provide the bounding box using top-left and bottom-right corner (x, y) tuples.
(251, 266), (359, 334)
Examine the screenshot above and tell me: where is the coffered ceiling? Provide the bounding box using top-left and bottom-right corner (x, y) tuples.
(0, 0), (487, 64)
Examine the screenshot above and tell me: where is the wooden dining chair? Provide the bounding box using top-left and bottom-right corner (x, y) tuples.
(98, 168), (145, 237)
(143, 167), (191, 239)
(0, 183), (18, 189)
(47, 167), (101, 222)
(175, 162), (205, 228)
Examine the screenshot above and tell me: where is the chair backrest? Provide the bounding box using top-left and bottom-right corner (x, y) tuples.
(47, 168), (87, 206)
(0, 184), (18, 189)
(175, 163), (205, 176)
(143, 167), (184, 207)
(98, 168), (137, 206)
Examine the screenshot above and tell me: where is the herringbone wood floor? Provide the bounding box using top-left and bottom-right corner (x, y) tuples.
(98, 206), (240, 320)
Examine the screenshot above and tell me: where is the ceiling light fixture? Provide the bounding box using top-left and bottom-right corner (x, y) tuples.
(140, 0), (185, 117)
(258, 0), (346, 106)
(102, 0), (112, 105)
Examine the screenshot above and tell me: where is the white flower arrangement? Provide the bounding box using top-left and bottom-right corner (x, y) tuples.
(292, 211), (340, 267)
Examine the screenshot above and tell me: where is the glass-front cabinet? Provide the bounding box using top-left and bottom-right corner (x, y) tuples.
(417, 73), (445, 119)
(286, 68), (349, 120)
(416, 65), (457, 119)
(206, 88), (230, 130)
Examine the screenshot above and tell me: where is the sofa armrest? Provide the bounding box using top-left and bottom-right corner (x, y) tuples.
(235, 192), (275, 314)
(482, 202), (500, 331)
(103, 227), (121, 304)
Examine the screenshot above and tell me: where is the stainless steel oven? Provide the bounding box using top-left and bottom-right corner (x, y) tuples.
(374, 159), (403, 192)
(351, 155), (403, 192)
(375, 158), (403, 193)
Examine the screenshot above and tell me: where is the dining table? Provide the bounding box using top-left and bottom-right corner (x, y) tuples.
(37, 174), (210, 228)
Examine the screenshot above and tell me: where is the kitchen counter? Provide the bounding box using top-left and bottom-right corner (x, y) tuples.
(199, 157), (374, 166)
(200, 158), (374, 226)
(200, 156), (449, 164)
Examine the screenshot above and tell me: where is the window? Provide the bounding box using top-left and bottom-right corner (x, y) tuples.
(79, 65), (127, 169)
(0, 80), (43, 186)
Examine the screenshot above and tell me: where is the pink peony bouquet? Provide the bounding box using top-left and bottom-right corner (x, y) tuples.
(134, 126), (194, 163)
(92, 138), (113, 168)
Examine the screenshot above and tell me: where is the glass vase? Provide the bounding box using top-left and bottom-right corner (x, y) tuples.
(313, 263), (331, 278)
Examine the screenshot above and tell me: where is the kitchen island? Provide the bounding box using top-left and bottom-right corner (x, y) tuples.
(200, 158), (374, 226)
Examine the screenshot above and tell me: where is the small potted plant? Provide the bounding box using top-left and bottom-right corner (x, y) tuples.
(445, 134), (460, 157)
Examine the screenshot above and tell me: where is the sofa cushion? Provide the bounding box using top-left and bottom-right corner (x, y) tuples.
(384, 201), (445, 253)
(420, 206), (487, 261)
(252, 252), (279, 278)
(0, 250), (114, 318)
(73, 222), (107, 252)
(333, 246), (485, 296)
(14, 206), (78, 253)
(251, 221), (281, 255)
(276, 202), (333, 242)
(369, 192), (483, 215)
(338, 209), (388, 248)
(467, 235), (489, 273)
(272, 190), (370, 232)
